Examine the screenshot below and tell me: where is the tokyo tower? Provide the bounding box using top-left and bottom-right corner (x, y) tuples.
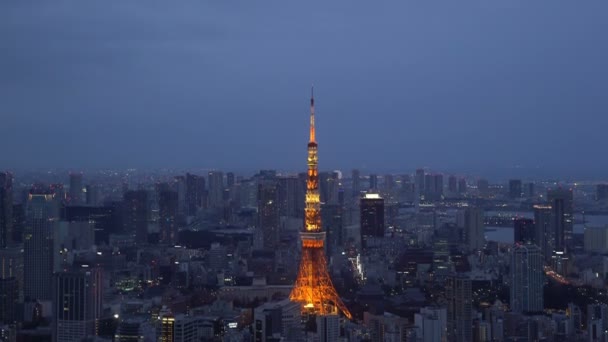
(289, 88), (352, 320)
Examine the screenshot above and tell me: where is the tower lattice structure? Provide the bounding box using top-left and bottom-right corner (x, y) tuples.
(290, 88), (352, 320)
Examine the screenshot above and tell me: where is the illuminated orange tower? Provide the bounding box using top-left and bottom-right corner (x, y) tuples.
(290, 88), (352, 320)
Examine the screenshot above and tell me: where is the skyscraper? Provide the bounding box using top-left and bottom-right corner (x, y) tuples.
(226, 172), (235, 188)
(352, 169), (361, 198)
(24, 189), (58, 302)
(458, 207), (484, 251)
(514, 218), (535, 244)
(534, 205), (552, 260)
(415, 169), (425, 200)
(508, 179), (522, 199)
(159, 189), (178, 244)
(69, 173), (84, 205)
(424, 174), (443, 201)
(369, 174), (378, 191)
(321, 203), (343, 255)
(547, 188), (573, 250)
(185, 173), (202, 217)
(53, 267), (103, 341)
(207, 171), (224, 209)
(457, 178), (467, 194)
(124, 190), (148, 244)
(360, 193), (384, 249)
(257, 181), (280, 250)
(448, 175), (458, 194)
(0, 172), (13, 248)
(447, 274), (472, 342)
(278, 175), (300, 218)
(510, 244), (544, 313)
(290, 89), (351, 319)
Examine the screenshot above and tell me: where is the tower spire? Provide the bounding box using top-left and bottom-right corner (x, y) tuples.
(290, 89), (352, 320)
(309, 85), (315, 143)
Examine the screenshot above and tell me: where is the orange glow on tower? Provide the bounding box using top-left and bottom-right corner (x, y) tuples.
(290, 88), (352, 320)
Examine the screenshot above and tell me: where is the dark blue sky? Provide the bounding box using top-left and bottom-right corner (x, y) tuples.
(1, 1), (607, 178)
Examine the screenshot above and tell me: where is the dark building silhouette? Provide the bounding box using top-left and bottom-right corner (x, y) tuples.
(258, 181), (280, 250)
(24, 189), (58, 301)
(321, 203), (343, 254)
(547, 188), (573, 250)
(185, 173), (203, 217)
(352, 169), (361, 197)
(226, 172), (236, 188)
(0, 172), (13, 248)
(0, 277), (18, 324)
(533, 205), (552, 260)
(278, 176), (300, 218)
(424, 174), (443, 201)
(448, 175), (458, 194)
(360, 193), (384, 249)
(159, 190), (178, 244)
(62, 205), (115, 245)
(597, 184), (608, 202)
(514, 218), (535, 244)
(509, 179), (522, 199)
(123, 190), (148, 244)
(458, 178), (467, 194)
(69, 173), (84, 205)
(369, 174), (378, 191)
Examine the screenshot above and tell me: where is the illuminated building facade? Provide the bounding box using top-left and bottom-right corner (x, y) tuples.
(290, 89), (352, 319)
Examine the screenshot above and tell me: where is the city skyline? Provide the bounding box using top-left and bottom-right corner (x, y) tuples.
(2, 1), (608, 179)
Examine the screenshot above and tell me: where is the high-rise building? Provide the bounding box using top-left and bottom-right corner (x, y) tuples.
(424, 174), (443, 201)
(321, 203), (343, 254)
(458, 178), (467, 194)
(207, 171), (224, 209)
(69, 173), (84, 205)
(352, 169), (361, 197)
(508, 179), (522, 199)
(360, 193), (384, 249)
(24, 190), (58, 301)
(547, 188), (573, 250)
(290, 89), (351, 319)
(124, 190), (148, 244)
(514, 218), (535, 244)
(448, 175), (458, 194)
(458, 207), (484, 251)
(278, 176), (300, 218)
(477, 179), (489, 197)
(369, 174), (378, 191)
(0, 172), (13, 248)
(526, 182), (536, 198)
(226, 172), (235, 188)
(534, 205), (552, 260)
(597, 184), (608, 202)
(447, 274), (472, 342)
(510, 244), (544, 313)
(185, 173), (203, 217)
(415, 169), (425, 199)
(383, 174), (394, 192)
(53, 267), (103, 342)
(159, 190), (178, 244)
(258, 181), (280, 250)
